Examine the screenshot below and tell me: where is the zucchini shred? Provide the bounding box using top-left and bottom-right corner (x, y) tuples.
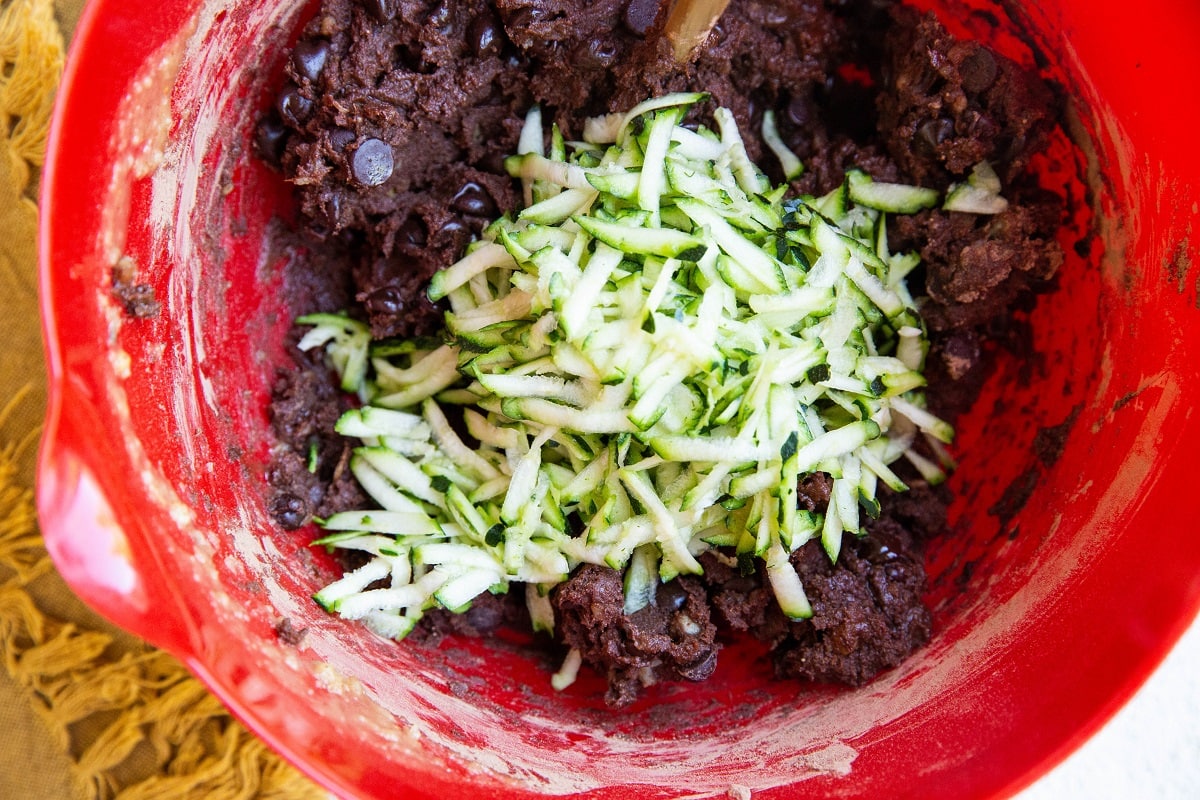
(298, 93), (964, 678)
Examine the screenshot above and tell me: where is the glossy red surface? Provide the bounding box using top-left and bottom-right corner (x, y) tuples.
(38, 1), (1200, 799)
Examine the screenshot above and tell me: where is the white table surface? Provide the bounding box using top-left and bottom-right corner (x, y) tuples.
(1015, 610), (1200, 799)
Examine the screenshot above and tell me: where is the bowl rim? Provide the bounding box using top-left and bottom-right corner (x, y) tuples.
(36, 1), (1200, 799)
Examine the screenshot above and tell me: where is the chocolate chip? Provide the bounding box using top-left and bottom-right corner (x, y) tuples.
(675, 648), (718, 681)
(467, 14), (502, 58)
(351, 138), (394, 186)
(623, 0), (661, 36)
(358, 0), (394, 22)
(327, 127), (356, 152)
(269, 492), (307, 530)
(858, 526), (908, 564)
(475, 149), (508, 175)
(293, 39), (330, 82)
(962, 108), (997, 140)
(786, 94), (813, 128)
(577, 36), (618, 68)
(364, 285), (407, 317)
(397, 216), (427, 247)
(658, 580), (689, 610)
(255, 117), (288, 165)
(915, 117), (954, 156)
(276, 84), (313, 126)
(959, 48), (998, 93)
(1003, 131), (1028, 164)
(451, 181), (497, 217)
(435, 218), (469, 243)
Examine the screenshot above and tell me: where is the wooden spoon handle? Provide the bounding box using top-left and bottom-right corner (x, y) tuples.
(663, 0), (733, 62)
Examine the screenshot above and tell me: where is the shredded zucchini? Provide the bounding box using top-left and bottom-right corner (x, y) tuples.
(299, 94), (955, 653)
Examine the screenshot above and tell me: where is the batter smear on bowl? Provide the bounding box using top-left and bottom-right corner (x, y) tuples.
(258, 0), (1064, 707)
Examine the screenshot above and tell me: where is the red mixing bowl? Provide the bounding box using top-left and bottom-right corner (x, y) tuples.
(37, 1), (1200, 798)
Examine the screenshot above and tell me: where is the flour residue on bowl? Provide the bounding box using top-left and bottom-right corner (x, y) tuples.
(98, 26), (186, 270)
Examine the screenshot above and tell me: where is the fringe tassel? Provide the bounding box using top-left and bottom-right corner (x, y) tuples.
(0, 0), (64, 195)
(1, 394), (328, 800)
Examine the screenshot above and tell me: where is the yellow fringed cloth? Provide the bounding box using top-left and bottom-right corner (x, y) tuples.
(0, 2), (326, 797)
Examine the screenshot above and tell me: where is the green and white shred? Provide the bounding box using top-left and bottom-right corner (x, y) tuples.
(297, 92), (978, 662)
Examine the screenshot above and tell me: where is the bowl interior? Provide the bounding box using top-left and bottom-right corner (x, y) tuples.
(38, 1), (1200, 799)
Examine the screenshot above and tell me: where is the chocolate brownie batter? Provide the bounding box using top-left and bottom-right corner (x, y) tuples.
(553, 566), (719, 707)
(111, 256), (161, 319)
(700, 517), (931, 685)
(260, 0), (1067, 706)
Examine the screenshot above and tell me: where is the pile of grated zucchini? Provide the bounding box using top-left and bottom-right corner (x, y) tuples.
(298, 93), (985, 657)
